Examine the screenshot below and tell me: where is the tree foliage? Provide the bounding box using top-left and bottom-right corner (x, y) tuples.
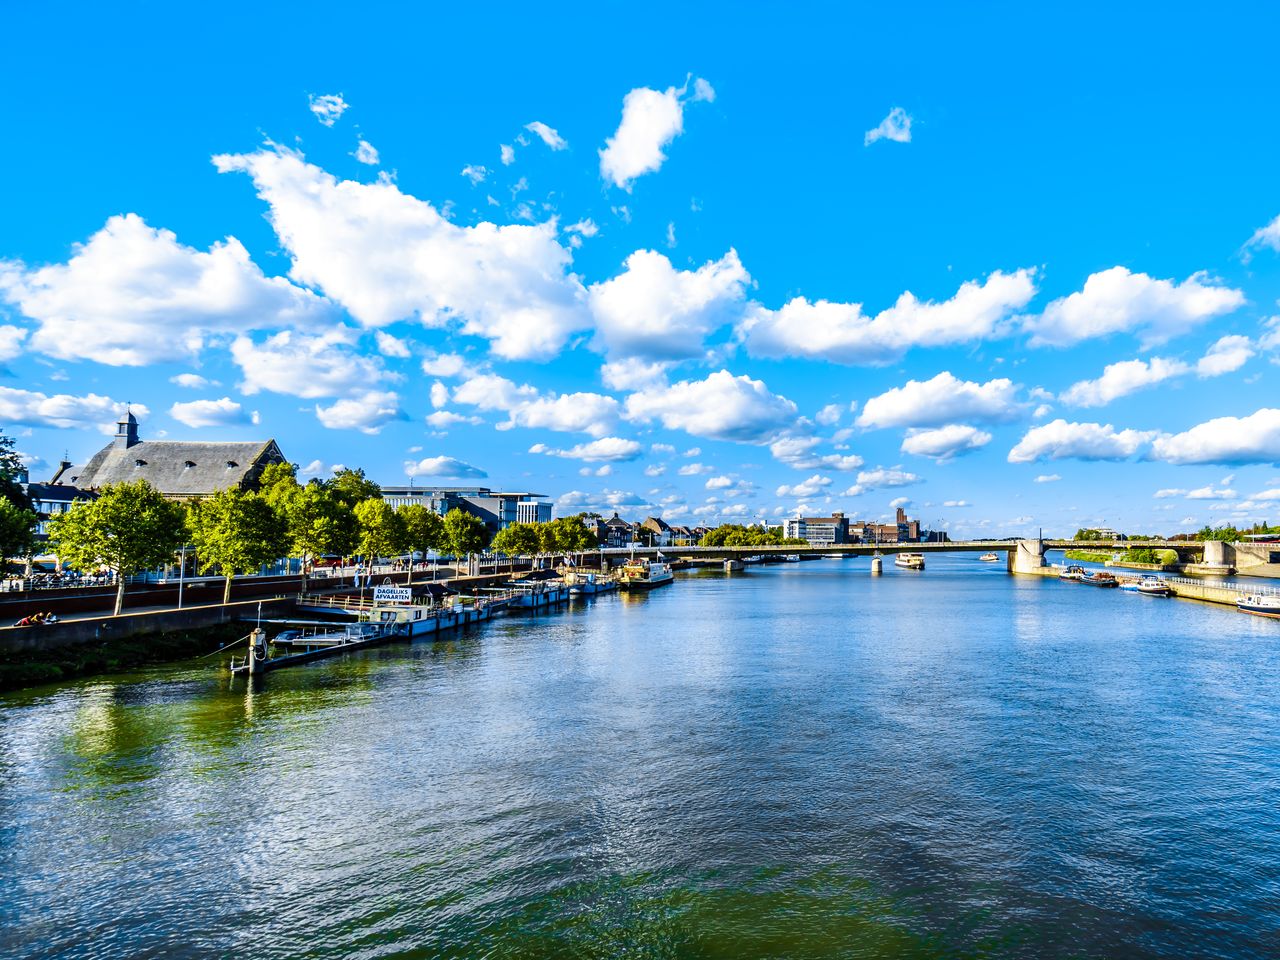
(491, 522), (542, 557)
(279, 482), (357, 562)
(0, 498), (37, 572)
(46, 480), (186, 615)
(443, 508), (489, 557)
(396, 503), (445, 583)
(188, 489), (288, 603)
(354, 498), (406, 562)
(540, 516), (598, 552)
(327, 468), (382, 511)
(0, 432), (31, 510)
(699, 524), (805, 547)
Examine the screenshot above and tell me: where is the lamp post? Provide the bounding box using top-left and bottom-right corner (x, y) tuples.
(177, 543), (188, 609)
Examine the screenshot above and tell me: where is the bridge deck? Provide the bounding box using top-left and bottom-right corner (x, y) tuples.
(597, 540), (1197, 559)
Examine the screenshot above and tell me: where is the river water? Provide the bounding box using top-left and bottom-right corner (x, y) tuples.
(3, 556), (1279, 959)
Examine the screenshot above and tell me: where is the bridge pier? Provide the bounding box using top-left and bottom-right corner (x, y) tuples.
(1008, 539), (1049, 575)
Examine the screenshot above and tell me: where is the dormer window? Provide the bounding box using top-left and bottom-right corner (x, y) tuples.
(134, 458), (147, 467)
(225, 460), (238, 469)
(184, 460), (197, 469)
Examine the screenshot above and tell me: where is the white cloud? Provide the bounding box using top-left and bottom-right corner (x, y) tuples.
(232, 328), (385, 399)
(461, 164), (489, 185)
(864, 107), (912, 146)
(168, 397), (253, 428)
(169, 373), (211, 389)
(374, 331), (411, 358)
(644, 464), (666, 477)
(1150, 408), (1280, 465)
(900, 424), (992, 461)
(599, 81), (705, 190)
(768, 435), (864, 471)
(815, 404), (843, 426)
(777, 474), (832, 498)
(624, 369), (798, 443)
(1184, 486), (1237, 500)
(353, 139), (380, 165)
(889, 497), (912, 509)
(859, 373), (1022, 429)
(420, 352), (476, 379)
(588, 249), (749, 359)
(403, 456), (487, 479)
(1153, 488), (1187, 499)
(581, 465), (613, 477)
(0, 213), (332, 365)
(315, 390), (404, 434)
(840, 467), (922, 497)
(691, 77), (716, 103)
(1196, 335), (1253, 377)
(214, 145), (590, 360)
(0, 325), (27, 360)
(1034, 474), (1061, 483)
(529, 437), (642, 462)
(500, 144), (515, 166)
(524, 121), (567, 150)
(424, 410), (481, 429)
(601, 357), (670, 392)
(0, 387), (144, 430)
(453, 373), (619, 436)
(678, 462), (713, 475)
(705, 475), (735, 490)
(429, 381), (449, 408)
(308, 93), (348, 127)
(682, 447), (701, 457)
(740, 270), (1037, 365)
(1008, 419), (1157, 463)
(1243, 214), (1280, 257)
(565, 219), (598, 241)
(1027, 267), (1244, 348)
(1060, 356), (1190, 408)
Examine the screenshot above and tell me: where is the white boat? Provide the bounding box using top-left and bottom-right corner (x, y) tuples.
(617, 558), (674, 591)
(895, 553), (925, 570)
(565, 571), (618, 596)
(1237, 594), (1280, 618)
(782, 554), (801, 563)
(1137, 576), (1172, 597)
(979, 553), (999, 562)
(507, 580), (571, 608)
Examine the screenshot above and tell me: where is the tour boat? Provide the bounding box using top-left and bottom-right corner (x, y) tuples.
(617, 558), (674, 591)
(1137, 576), (1172, 597)
(1081, 571), (1119, 587)
(1059, 565), (1086, 581)
(895, 553), (925, 570)
(1236, 594), (1280, 618)
(979, 553), (999, 562)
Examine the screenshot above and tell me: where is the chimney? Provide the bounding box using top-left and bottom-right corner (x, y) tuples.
(896, 506), (906, 523)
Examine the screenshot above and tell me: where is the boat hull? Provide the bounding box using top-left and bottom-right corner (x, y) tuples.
(1237, 599), (1280, 618)
(618, 575), (673, 591)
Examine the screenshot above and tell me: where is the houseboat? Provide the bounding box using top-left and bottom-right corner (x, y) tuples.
(894, 553), (925, 570)
(617, 558), (674, 591)
(1237, 594), (1280, 618)
(979, 552), (1000, 562)
(1059, 565), (1086, 581)
(1081, 571), (1119, 587)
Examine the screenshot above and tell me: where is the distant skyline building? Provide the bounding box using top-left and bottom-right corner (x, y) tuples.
(379, 484), (551, 534)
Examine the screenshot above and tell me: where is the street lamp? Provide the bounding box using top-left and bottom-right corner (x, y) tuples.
(177, 543), (189, 609)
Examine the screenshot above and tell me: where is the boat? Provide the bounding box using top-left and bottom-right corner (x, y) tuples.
(895, 553), (925, 570)
(1137, 576), (1172, 597)
(506, 579), (571, 608)
(1236, 594), (1280, 618)
(1119, 577), (1141, 592)
(1059, 565), (1086, 581)
(617, 557), (674, 591)
(1081, 571), (1119, 587)
(564, 571), (618, 596)
(782, 554), (801, 563)
(979, 553), (999, 562)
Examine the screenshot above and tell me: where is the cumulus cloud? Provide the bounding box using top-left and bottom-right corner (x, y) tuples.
(864, 107), (912, 146)
(739, 270), (1036, 365)
(705, 475), (734, 490)
(500, 144), (515, 166)
(1151, 408), (1280, 465)
(403, 455), (487, 479)
(214, 145), (590, 360)
(374, 331), (411, 358)
(1196, 335), (1254, 377)
(0, 387), (143, 430)
(777, 474), (832, 498)
(420, 352), (477, 379)
(314, 390), (405, 434)
(460, 164), (489, 185)
(353, 139), (380, 165)
(1008, 419), (1158, 463)
(169, 373), (212, 389)
(528, 437), (643, 462)
(900, 424), (992, 461)
(1059, 357), (1190, 408)
(601, 357), (670, 392)
(524, 121), (568, 150)
(1243, 214), (1280, 258)
(308, 93), (348, 126)
(840, 467), (922, 497)
(453, 373), (618, 436)
(168, 397), (254, 428)
(624, 369), (798, 443)
(678, 462), (713, 475)
(0, 213), (332, 365)
(768, 435), (864, 471)
(0, 325), (27, 361)
(232, 328), (386, 399)
(588, 249), (749, 360)
(858, 373), (1022, 429)
(1026, 267), (1244, 348)
(1034, 474), (1061, 483)
(599, 79), (711, 190)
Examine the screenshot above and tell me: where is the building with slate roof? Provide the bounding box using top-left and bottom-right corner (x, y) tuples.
(51, 411), (286, 500)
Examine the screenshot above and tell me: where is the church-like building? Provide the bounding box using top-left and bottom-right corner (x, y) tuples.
(50, 411), (287, 500)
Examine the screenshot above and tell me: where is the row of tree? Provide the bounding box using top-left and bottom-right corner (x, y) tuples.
(489, 516), (599, 556)
(697, 524), (807, 547)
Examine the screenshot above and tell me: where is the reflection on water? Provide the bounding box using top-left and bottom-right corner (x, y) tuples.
(3, 556), (1280, 959)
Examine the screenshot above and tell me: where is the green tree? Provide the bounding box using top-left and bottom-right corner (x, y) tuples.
(1073, 528), (1104, 541)
(327, 468), (382, 511)
(0, 498), (37, 574)
(397, 504), (445, 583)
(256, 461), (300, 507)
(46, 480), (186, 615)
(492, 522), (542, 557)
(548, 515), (598, 551)
(0, 432), (32, 510)
(354, 498), (406, 565)
(443, 508), (489, 559)
(188, 489), (288, 604)
(282, 483), (357, 569)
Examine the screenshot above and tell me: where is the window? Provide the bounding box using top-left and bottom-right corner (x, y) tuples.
(184, 460), (197, 469)
(134, 459), (147, 467)
(225, 460), (238, 468)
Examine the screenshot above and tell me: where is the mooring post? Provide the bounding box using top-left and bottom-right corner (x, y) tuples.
(248, 627), (267, 675)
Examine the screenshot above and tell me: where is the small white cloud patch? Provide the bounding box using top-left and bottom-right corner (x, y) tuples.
(308, 93), (349, 127)
(864, 107), (912, 146)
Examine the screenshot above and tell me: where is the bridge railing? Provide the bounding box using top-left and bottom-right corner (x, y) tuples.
(1165, 576), (1280, 596)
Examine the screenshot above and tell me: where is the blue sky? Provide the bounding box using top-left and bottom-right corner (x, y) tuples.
(3, 2), (1280, 537)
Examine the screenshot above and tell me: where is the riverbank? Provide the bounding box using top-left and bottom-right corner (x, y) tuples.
(0, 621), (246, 692)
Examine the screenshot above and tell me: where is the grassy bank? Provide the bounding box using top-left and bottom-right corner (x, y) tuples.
(0, 622), (245, 693)
(1063, 549), (1115, 563)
